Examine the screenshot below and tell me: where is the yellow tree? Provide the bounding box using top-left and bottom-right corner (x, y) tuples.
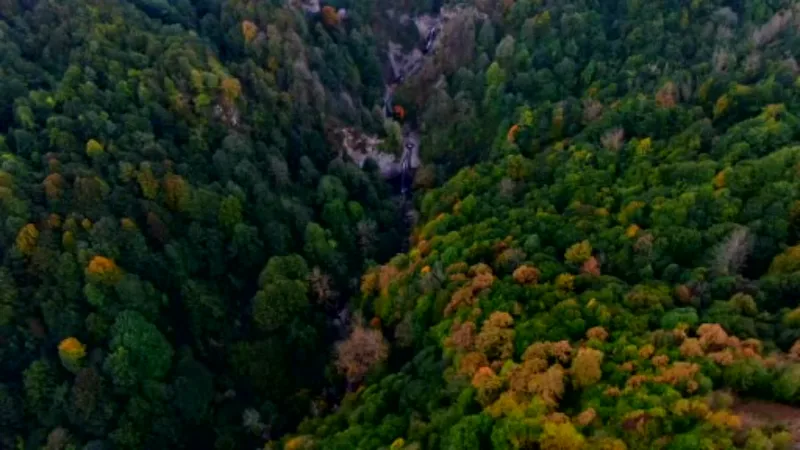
(539, 420), (585, 450)
(16, 224), (39, 256)
(85, 139), (104, 158)
(571, 348), (603, 388)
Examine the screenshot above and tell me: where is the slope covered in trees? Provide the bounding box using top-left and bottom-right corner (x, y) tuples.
(6, 0), (800, 449)
(280, 0), (800, 449)
(0, 0), (407, 448)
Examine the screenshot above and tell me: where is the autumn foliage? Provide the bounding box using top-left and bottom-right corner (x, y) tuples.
(655, 81), (678, 108)
(335, 325), (389, 384)
(571, 348), (603, 388)
(513, 265), (540, 284)
(393, 105), (406, 121)
(86, 256), (123, 284)
(58, 337), (86, 373)
(15, 223), (39, 256)
(507, 124), (520, 143)
(241, 20), (258, 43)
(321, 6), (339, 26)
(7, 0), (800, 448)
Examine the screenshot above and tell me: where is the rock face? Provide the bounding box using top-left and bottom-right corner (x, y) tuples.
(333, 4), (471, 180)
(335, 128), (419, 178)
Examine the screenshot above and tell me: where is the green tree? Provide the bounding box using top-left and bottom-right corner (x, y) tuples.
(106, 311), (173, 386)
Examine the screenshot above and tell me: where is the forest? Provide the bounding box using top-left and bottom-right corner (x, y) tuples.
(4, 0), (800, 449)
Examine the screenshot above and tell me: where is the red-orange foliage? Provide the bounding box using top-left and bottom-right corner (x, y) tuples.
(471, 366), (496, 387)
(742, 339), (762, 354)
(580, 256), (601, 276)
(675, 284), (693, 303)
(459, 352), (489, 377)
(522, 340), (572, 363)
(393, 105), (406, 121)
(321, 6), (340, 26)
(653, 362), (700, 388)
(626, 374), (649, 389)
(790, 340), (800, 360)
(698, 323), (729, 350)
(708, 350), (736, 366)
(466, 262), (488, 275)
(605, 387), (622, 397)
(512, 265), (540, 285)
(335, 325), (389, 383)
(447, 321), (476, 351)
(471, 272), (495, 292)
(445, 286), (475, 317)
(533, 365), (565, 407)
(679, 338), (704, 358)
(586, 326), (609, 342)
(58, 337), (85, 355)
(86, 256), (122, 284)
(546, 412), (570, 424)
(485, 311), (514, 328)
(652, 355), (669, 367)
(575, 408), (597, 427)
(476, 312), (515, 361)
(417, 239), (433, 257)
(507, 124), (521, 143)
(509, 354), (547, 381)
(471, 366), (503, 406)
(551, 341), (573, 363)
(378, 265), (399, 297)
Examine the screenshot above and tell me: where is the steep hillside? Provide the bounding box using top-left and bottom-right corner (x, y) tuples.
(279, 1), (800, 449)
(0, 0), (407, 448)
(6, 0), (800, 449)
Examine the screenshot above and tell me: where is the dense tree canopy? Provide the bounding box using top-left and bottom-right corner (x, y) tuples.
(0, 0), (404, 447)
(6, 0), (800, 449)
(283, 0), (800, 449)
